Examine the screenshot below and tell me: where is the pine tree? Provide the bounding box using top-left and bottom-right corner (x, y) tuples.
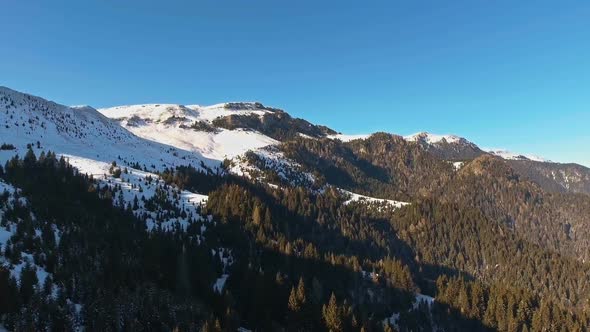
(296, 277), (307, 305)
(264, 207), (272, 227)
(288, 286), (301, 313)
(322, 293), (343, 332)
(23, 147), (37, 167)
(252, 204), (263, 226)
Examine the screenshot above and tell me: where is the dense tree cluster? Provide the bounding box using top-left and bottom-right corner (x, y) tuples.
(442, 156), (590, 263)
(2, 143), (590, 331)
(279, 134), (454, 201)
(179, 120), (220, 133)
(0, 143), (16, 150)
(0, 151), (220, 330)
(212, 111), (336, 141)
(434, 276), (589, 331)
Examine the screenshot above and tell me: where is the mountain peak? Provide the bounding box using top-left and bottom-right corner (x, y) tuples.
(71, 105), (98, 112)
(402, 132), (484, 161)
(404, 132), (463, 145)
(487, 149), (550, 163)
(99, 101), (280, 124)
(218, 101), (279, 111)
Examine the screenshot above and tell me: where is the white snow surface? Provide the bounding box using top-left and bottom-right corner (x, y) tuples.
(213, 274), (229, 294)
(99, 103), (278, 162)
(487, 149), (549, 162)
(0, 87), (214, 234)
(100, 102), (270, 123)
(327, 133), (371, 142)
(413, 294), (435, 310)
(452, 161), (464, 171)
(229, 145), (316, 186)
(339, 189), (409, 209)
(0, 86), (216, 171)
(65, 156), (209, 232)
(404, 132), (461, 144)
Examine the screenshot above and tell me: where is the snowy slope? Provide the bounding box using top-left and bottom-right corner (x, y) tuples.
(339, 189), (409, 209)
(487, 149), (549, 162)
(99, 103), (278, 162)
(0, 87), (216, 234)
(0, 87), (215, 172)
(327, 133), (371, 142)
(0, 179), (58, 294)
(229, 145), (316, 187)
(65, 156), (209, 232)
(99, 102), (271, 124)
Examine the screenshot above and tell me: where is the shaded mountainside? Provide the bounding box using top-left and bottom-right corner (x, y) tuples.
(278, 133), (454, 201)
(441, 155), (590, 262)
(508, 159), (590, 195)
(274, 133), (590, 263)
(212, 108), (337, 141)
(392, 197), (590, 310)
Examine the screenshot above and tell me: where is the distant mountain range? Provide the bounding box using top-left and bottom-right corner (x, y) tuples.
(1, 85), (588, 197)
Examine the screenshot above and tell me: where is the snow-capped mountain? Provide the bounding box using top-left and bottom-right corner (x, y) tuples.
(0, 85), (220, 233)
(404, 132), (462, 145)
(403, 131), (485, 160)
(99, 103), (278, 163)
(486, 149), (549, 162)
(0, 86), (215, 172)
(3, 86), (589, 197)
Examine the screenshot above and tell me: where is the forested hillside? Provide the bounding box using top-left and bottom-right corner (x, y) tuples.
(2, 86), (590, 331)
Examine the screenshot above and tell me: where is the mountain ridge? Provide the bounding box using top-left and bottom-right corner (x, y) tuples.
(2, 85), (590, 330)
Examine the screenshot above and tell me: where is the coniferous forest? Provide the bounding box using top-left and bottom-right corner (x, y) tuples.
(2, 145), (590, 331)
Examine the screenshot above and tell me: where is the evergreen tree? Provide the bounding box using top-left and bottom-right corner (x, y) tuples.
(322, 293), (343, 332)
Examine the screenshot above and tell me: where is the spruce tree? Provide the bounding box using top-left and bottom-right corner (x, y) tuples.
(322, 293), (343, 332)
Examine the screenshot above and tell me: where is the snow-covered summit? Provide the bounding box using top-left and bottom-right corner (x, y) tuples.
(404, 132), (462, 145)
(487, 149), (550, 163)
(100, 101), (276, 124)
(0, 86), (215, 171)
(98, 102), (279, 162)
(402, 131), (485, 160)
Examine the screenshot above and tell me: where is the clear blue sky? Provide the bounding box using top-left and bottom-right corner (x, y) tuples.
(1, 1), (589, 166)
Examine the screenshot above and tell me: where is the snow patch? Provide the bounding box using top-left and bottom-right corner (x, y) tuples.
(213, 274), (229, 294)
(327, 133), (371, 142)
(339, 189), (409, 209)
(487, 149), (549, 162)
(413, 294), (435, 310)
(452, 161), (464, 171)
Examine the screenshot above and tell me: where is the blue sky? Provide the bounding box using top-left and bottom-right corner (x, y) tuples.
(1, 1), (589, 166)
